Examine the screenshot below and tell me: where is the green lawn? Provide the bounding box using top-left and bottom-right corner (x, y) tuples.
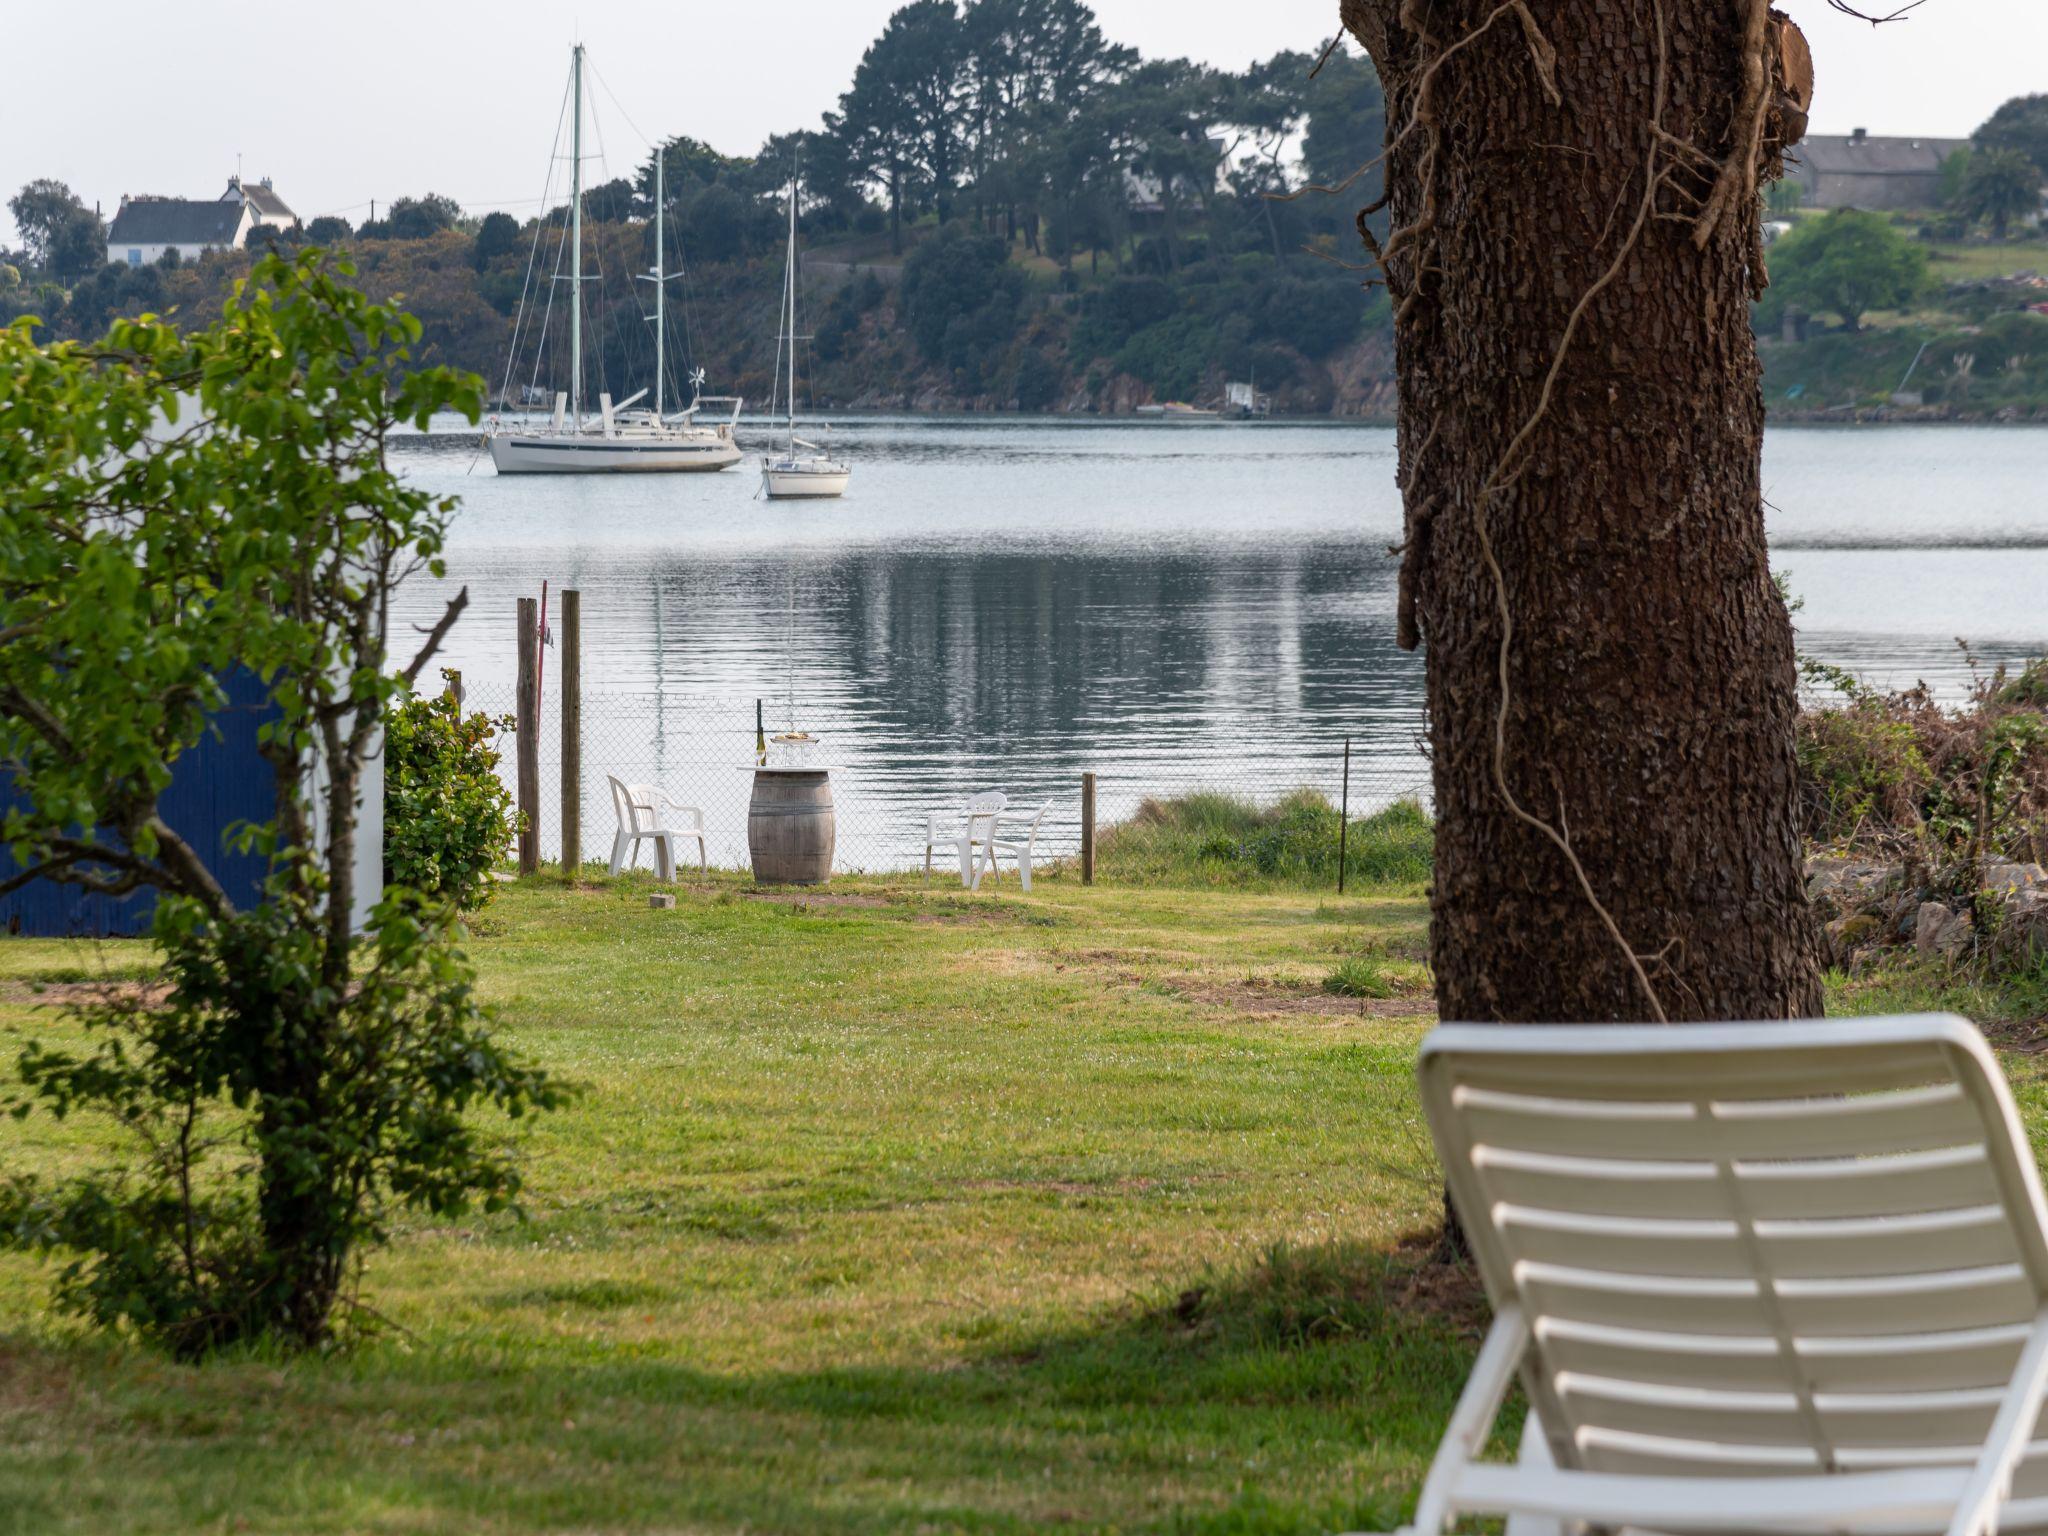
(4, 866), (2043, 1534)
(0, 870), (1467, 1535)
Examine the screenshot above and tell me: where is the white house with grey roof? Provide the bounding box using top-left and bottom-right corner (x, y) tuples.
(105, 176), (297, 266)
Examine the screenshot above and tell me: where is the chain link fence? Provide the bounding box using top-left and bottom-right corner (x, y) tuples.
(456, 681), (1431, 879)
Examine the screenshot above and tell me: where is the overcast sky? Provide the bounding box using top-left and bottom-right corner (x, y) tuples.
(5, 0), (2042, 243)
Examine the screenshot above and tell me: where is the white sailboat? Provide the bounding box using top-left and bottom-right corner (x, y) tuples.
(760, 180), (850, 500)
(488, 45), (741, 475)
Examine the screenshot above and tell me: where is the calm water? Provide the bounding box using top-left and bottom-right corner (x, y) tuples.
(390, 419), (2047, 867)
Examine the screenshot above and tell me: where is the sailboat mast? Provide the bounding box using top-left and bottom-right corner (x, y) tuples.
(570, 43), (584, 428)
(786, 180), (798, 452)
(654, 150), (665, 420)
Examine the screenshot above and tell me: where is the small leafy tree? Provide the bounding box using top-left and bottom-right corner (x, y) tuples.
(385, 677), (517, 911)
(1960, 149), (2043, 241)
(0, 252), (562, 1354)
(1765, 208), (1928, 333)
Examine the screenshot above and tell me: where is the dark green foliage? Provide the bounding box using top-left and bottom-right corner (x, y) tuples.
(305, 215), (353, 245)
(1113, 311), (1215, 399)
(1012, 347), (1061, 410)
(0, 889), (565, 1358)
(581, 177), (638, 224)
(51, 217), (108, 282)
(1299, 47), (1388, 244)
(386, 193), (463, 240)
(472, 211), (520, 268)
(243, 220), (303, 252)
(384, 677), (517, 910)
(812, 272), (884, 362)
(56, 260), (166, 334)
(1256, 272), (1376, 359)
(1075, 275), (1177, 351)
(899, 225), (1023, 381)
(837, 0), (971, 247)
(1976, 94), (2048, 179)
(1075, 262), (1378, 396)
(1960, 149), (2043, 240)
(683, 182), (750, 263)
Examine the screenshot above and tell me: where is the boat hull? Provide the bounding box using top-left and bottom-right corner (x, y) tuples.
(761, 465), (851, 499)
(488, 432), (741, 474)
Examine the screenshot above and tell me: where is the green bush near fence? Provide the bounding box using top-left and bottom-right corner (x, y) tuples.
(385, 676), (519, 910)
(1099, 789), (1434, 889)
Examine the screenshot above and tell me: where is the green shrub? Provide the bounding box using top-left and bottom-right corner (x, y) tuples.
(385, 675), (517, 909)
(1797, 656), (2048, 873)
(0, 890), (563, 1358)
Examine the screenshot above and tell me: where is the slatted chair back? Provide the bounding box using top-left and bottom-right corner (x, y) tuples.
(1419, 1016), (2048, 1490)
(961, 790), (1007, 842)
(622, 782), (666, 836)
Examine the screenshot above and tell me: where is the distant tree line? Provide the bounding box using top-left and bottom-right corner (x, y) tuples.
(7, 12), (2042, 410)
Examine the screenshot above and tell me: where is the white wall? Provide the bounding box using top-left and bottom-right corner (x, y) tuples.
(105, 207), (253, 268)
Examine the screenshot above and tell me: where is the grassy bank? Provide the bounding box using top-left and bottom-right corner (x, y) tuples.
(0, 870), (1455, 1534)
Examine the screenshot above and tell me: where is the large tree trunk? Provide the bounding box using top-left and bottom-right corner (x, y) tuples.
(1340, 0), (1824, 1024)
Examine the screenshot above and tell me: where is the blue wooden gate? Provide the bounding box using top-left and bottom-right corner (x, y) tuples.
(0, 670), (279, 937)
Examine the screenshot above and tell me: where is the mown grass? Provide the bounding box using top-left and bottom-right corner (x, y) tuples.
(0, 868), (1456, 1535)
(4, 807), (2043, 1534)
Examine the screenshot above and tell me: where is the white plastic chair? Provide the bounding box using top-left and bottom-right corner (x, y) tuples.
(606, 775), (706, 881)
(983, 804), (1052, 892)
(924, 791), (1006, 887)
(1361, 1014), (2048, 1536)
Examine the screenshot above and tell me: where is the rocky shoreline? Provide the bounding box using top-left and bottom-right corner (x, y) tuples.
(1809, 853), (2048, 972)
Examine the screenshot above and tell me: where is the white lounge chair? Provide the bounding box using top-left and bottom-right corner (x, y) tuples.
(983, 804), (1052, 892)
(606, 775), (707, 881)
(1369, 1014), (2048, 1536)
(924, 791), (1006, 888)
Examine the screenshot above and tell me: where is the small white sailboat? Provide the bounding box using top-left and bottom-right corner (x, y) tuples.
(760, 180), (849, 500)
(488, 45), (741, 475)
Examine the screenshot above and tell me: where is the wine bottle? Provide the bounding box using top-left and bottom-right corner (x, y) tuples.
(756, 698), (767, 766)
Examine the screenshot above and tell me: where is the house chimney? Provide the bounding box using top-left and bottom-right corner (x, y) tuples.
(1852, 127), (1868, 144)
(261, 176), (273, 190)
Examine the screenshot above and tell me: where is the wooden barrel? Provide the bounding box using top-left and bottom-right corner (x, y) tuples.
(748, 769), (836, 885)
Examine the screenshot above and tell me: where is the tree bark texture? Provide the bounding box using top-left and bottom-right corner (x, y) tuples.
(1340, 0), (1825, 1023)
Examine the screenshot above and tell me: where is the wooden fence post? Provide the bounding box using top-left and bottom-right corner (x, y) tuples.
(1081, 771), (1096, 886)
(445, 669), (463, 711)
(560, 590), (581, 876)
(516, 597), (539, 875)
(1338, 736), (1352, 896)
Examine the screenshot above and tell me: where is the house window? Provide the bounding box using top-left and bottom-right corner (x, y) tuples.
(127, 249), (142, 266)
